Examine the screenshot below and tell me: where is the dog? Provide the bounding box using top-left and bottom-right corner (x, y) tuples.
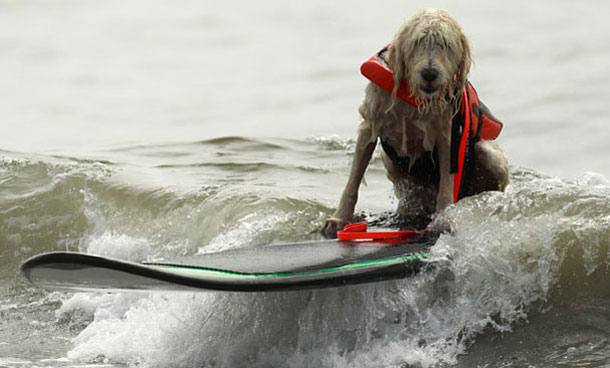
(321, 8), (509, 238)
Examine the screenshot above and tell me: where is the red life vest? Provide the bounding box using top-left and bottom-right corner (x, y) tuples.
(361, 46), (503, 203)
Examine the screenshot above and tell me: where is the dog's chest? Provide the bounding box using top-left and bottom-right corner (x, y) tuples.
(378, 118), (435, 158)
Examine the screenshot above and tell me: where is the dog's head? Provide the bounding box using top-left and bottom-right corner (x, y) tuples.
(388, 9), (472, 110)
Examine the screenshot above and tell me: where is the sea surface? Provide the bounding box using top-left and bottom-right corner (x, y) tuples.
(1, 0), (610, 367)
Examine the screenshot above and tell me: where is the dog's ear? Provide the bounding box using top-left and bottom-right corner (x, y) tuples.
(388, 29), (419, 110)
(388, 43), (407, 100)
(456, 30), (472, 88)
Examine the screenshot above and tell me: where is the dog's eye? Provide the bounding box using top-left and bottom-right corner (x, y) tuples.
(437, 39), (450, 50)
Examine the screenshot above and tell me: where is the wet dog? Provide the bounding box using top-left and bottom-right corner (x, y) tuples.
(321, 8), (509, 238)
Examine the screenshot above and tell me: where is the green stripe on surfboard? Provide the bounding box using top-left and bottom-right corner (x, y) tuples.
(150, 251), (431, 279)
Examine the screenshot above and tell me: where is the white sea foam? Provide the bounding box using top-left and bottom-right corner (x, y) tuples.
(82, 231), (152, 261)
(197, 210), (292, 254)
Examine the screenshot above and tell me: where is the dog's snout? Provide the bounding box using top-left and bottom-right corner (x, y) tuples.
(421, 68), (439, 82)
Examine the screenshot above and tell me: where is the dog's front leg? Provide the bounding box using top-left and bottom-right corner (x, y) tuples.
(435, 124), (454, 213)
(321, 124), (376, 238)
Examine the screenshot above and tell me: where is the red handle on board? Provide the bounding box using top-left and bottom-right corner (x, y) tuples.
(337, 222), (422, 241)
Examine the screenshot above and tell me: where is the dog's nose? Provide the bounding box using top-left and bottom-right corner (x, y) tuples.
(421, 68), (439, 82)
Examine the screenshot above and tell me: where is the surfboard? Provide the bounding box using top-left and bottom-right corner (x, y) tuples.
(20, 230), (439, 292)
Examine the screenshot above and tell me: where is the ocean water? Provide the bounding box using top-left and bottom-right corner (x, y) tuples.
(1, 0), (610, 367)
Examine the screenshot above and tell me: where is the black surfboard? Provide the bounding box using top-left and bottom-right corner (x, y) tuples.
(20, 232), (438, 292)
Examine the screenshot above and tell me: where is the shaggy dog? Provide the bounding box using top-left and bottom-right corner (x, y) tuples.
(321, 8), (509, 238)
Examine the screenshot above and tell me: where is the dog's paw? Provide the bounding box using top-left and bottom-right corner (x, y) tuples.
(427, 215), (451, 233)
(320, 218), (347, 239)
